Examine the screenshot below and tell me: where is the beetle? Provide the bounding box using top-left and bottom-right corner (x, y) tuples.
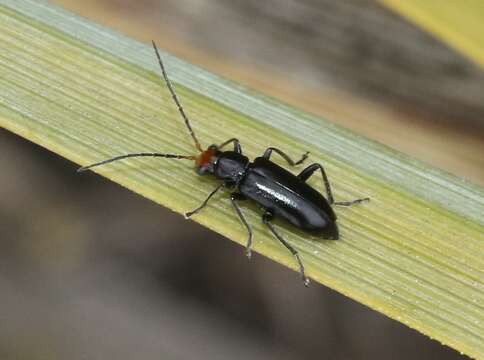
(78, 41), (369, 286)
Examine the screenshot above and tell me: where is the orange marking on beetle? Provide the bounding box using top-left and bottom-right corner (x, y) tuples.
(196, 148), (216, 167)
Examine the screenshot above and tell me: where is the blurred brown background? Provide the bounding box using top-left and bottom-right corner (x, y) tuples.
(1, 0), (482, 359)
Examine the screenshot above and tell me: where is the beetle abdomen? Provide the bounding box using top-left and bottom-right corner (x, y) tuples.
(238, 158), (339, 239)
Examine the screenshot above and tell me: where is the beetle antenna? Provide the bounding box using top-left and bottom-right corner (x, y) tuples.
(77, 153), (196, 173)
(152, 40), (203, 153)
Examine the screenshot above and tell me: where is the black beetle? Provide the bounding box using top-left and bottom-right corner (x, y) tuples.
(78, 41), (369, 286)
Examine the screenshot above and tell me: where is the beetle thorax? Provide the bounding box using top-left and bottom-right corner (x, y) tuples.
(214, 151), (249, 185)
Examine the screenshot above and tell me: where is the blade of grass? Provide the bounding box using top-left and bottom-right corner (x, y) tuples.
(380, 0), (484, 68)
(0, 0), (483, 357)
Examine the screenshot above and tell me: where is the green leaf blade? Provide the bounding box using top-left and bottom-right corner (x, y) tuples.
(0, 1), (483, 357)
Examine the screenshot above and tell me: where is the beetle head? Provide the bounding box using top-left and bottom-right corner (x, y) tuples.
(195, 145), (220, 176)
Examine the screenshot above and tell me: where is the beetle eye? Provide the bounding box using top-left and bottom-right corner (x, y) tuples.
(196, 162), (215, 175)
(197, 166), (207, 175)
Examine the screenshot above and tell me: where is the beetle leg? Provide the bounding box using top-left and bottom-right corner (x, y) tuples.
(230, 193), (253, 259)
(298, 164), (370, 206)
(262, 212), (310, 287)
(334, 198), (370, 206)
(297, 163), (335, 204)
(263, 147), (309, 166)
(217, 138), (241, 153)
(185, 183), (224, 218)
